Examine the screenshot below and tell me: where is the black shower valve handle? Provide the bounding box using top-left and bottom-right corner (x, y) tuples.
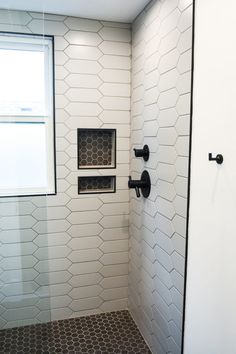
(133, 145), (149, 161)
(133, 148), (144, 157)
(128, 171), (151, 199)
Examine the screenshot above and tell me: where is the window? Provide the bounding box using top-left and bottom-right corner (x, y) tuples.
(0, 33), (56, 197)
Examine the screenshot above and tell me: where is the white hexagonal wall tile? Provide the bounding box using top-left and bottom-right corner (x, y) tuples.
(68, 249), (102, 263)
(54, 36), (69, 50)
(69, 261), (102, 275)
(176, 93), (191, 115)
(66, 88), (102, 102)
(64, 18), (102, 32)
(0, 216), (36, 230)
(69, 285), (102, 299)
(159, 88), (179, 109)
(99, 41), (131, 56)
(34, 245), (71, 260)
(35, 271), (71, 286)
(65, 102), (102, 116)
(99, 69), (130, 83)
(65, 45), (102, 60)
(65, 59), (102, 74)
(100, 264), (128, 277)
(99, 55), (131, 70)
(67, 211), (103, 225)
(0, 229), (37, 244)
(55, 80), (69, 95)
(33, 220), (70, 234)
(0, 10), (31, 25)
(65, 31), (102, 46)
(28, 20), (68, 35)
(68, 236), (102, 250)
(67, 198), (102, 212)
(100, 252), (128, 265)
(55, 51), (69, 66)
(55, 66), (69, 80)
(65, 74), (102, 88)
(70, 297), (103, 312)
(159, 28), (180, 54)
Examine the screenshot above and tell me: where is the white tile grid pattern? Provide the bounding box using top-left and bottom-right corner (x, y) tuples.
(129, 1), (192, 353)
(0, 10), (131, 329)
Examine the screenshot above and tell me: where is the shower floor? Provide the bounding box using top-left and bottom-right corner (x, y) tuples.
(0, 310), (151, 354)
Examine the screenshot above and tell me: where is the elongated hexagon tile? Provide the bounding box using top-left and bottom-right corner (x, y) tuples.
(65, 73), (102, 88)
(65, 31), (102, 46)
(68, 249), (103, 263)
(129, 2), (192, 353)
(66, 88), (102, 102)
(99, 41), (131, 56)
(28, 19), (69, 35)
(64, 17), (102, 32)
(54, 36), (69, 51)
(0, 229), (37, 244)
(99, 27), (131, 42)
(67, 198), (102, 212)
(65, 59), (102, 74)
(67, 211), (103, 225)
(0, 10), (32, 25)
(68, 236), (103, 250)
(65, 45), (103, 60)
(99, 55), (131, 70)
(65, 102), (102, 116)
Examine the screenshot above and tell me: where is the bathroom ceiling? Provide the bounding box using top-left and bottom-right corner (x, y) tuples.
(0, 0), (151, 23)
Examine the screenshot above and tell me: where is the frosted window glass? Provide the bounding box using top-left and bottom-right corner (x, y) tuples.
(0, 49), (46, 116)
(0, 123), (50, 195)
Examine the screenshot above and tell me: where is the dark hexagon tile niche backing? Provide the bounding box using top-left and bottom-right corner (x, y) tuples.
(78, 129), (116, 169)
(0, 310), (151, 354)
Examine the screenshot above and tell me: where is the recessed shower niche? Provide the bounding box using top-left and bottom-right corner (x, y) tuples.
(78, 176), (116, 194)
(78, 128), (116, 169)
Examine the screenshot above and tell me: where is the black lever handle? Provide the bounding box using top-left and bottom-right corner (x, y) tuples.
(128, 176), (143, 198)
(135, 187), (140, 198)
(209, 153), (223, 164)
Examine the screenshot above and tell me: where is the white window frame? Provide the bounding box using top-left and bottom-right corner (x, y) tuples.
(0, 32), (56, 197)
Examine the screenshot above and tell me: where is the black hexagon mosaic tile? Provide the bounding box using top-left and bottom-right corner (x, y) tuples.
(78, 129), (116, 169)
(78, 176), (115, 194)
(0, 310), (151, 354)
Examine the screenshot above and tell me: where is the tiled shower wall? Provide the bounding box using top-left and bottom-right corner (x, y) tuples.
(0, 10), (131, 328)
(129, 0), (192, 353)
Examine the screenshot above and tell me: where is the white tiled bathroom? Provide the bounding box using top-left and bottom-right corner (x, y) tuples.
(2, 1), (232, 354)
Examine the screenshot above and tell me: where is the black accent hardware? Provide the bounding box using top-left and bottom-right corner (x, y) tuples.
(128, 170), (151, 198)
(133, 145), (149, 161)
(208, 153), (223, 164)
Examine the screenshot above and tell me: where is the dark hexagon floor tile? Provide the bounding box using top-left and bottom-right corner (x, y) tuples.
(0, 310), (151, 354)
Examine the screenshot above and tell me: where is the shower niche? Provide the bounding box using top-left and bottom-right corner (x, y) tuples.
(78, 176), (116, 194)
(77, 128), (116, 194)
(77, 128), (116, 169)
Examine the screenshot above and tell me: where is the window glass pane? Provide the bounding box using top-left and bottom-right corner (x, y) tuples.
(0, 33), (55, 197)
(0, 49), (46, 116)
(0, 123), (50, 195)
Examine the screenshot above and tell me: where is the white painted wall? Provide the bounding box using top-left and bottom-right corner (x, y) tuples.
(184, 1), (236, 353)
